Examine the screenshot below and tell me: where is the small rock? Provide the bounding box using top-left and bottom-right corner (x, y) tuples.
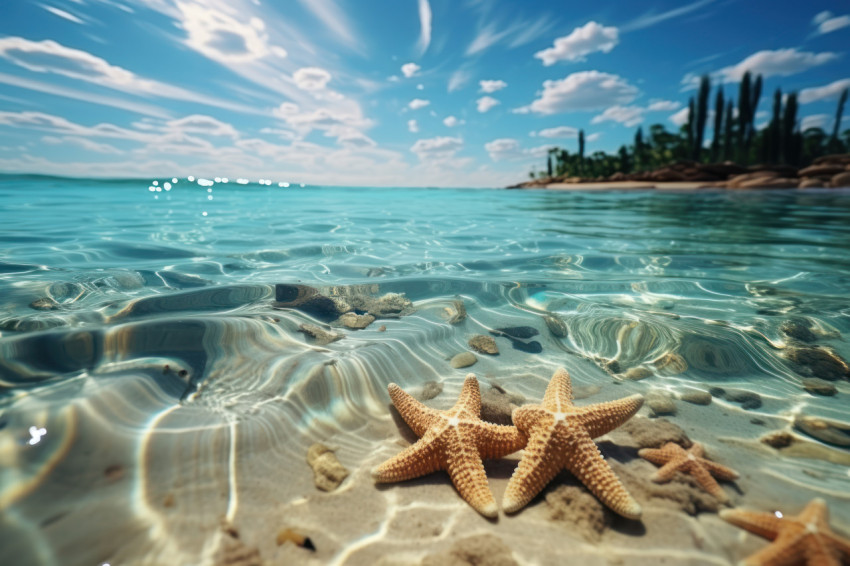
(298, 323), (343, 345)
(421, 381), (443, 401)
(378, 325), (387, 332)
(680, 390), (712, 405)
(799, 164), (845, 177)
(725, 390), (762, 410)
(544, 315), (568, 338)
(780, 318), (817, 343)
(622, 417), (691, 449)
(276, 528), (316, 551)
(446, 300), (467, 324)
(761, 431), (793, 449)
(29, 297), (59, 310)
(306, 443), (349, 491)
(490, 326), (539, 339)
(802, 377), (837, 397)
(652, 352), (688, 374)
(750, 418), (766, 426)
(785, 346), (850, 380)
(480, 386), (523, 426)
(830, 171), (850, 188)
(798, 178), (826, 189)
(468, 335), (498, 355)
(646, 390), (677, 416)
(338, 312), (375, 329)
(621, 367), (653, 381)
(794, 415), (850, 447)
(572, 384), (601, 400)
(450, 352), (478, 369)
(275, 284), (350, 321)
(104, 464), (124, 482)
(163, 493), (175, 508)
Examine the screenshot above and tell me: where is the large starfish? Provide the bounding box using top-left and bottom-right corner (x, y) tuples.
(720, 498), (850, 566)
(502, 368), (645, 519)
(639, 441), (739, 502)
(372, 374), (527, 517)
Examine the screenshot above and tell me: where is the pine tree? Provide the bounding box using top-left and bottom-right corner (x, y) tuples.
(737, 71), (752, 163)
(723, 100), (734, 161)
(830, 88), (848, 149)
(693, 75), (711, 161)
(686, 98), (695, 159)
(746, 74), (763, 159)
(768, 88), (782, 164)
(578, 129), (585, 174)
(634, 127), (645, 170)
(781, 93), (798, 164)
(711, 88), (724, 162)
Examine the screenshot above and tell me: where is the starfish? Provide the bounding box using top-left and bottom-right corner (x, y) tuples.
(502, 367), (645, 519)
(638, 441), (739, 502)
(720, 498), (850, 566)
(372, 374), (527, 517)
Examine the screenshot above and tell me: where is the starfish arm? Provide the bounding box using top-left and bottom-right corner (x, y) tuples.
(502, 428), (565, 514)
(700, 459), (739, 481)
(720, 509), (783, 541)
(690, 443), (706, 458)
(388, 383), (441, 437)
(824, 532), (850, 563)
(372, 433), (444, 483)
(542, 367), (574, 412)
(688, 462), (728, 502)
(564, 432), (642, 519)
(649, 459), (685, 483)
(800, 498), (829, 524)
(736, 532), (810, 566)
(445, 433), (498, 518)
(452, 374), (482, 419)
(638, 447), (673, 466)
(580, 394), (645, 438)
(476, 422), (528, 460)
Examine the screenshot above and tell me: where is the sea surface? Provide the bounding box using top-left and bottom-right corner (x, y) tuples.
(1, 175), (850, 565)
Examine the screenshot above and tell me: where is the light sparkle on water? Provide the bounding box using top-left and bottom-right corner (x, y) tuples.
(27, 426), (46, 445)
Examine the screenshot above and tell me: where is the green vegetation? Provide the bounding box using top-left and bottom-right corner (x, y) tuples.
(533, 75), (850, 180)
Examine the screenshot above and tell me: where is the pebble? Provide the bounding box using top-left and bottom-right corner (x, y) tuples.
(621, 367), (653, 381)
(29, 297), (59, 310)
(652, 352), (688, 374)
(490, 326), (539, 339)
(338, 312), (375, 329)
(794, 415), (850, 447)
(421, 381), (443, 401)
(710, 387), (762, 410)
(276, 528), (316, 551)
(786, 345), (850, 380)
(468, 335), (499, 355)
(544, 315), (568, 338)
(306, 443), (349, 491)
(446, 299), (467, 324)
(802, 377), (837, 397)
(450, 352), (478, 369)
(646, 390), (677, 416)
(680, 390), (712, 405)
(298, 323), (343, 345)
(780, 318), (817, 343)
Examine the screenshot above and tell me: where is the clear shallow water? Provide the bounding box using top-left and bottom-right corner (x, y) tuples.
(1, 175), (850, 565)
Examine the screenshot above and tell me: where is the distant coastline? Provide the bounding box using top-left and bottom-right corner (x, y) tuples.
(509, 152), (850, 190)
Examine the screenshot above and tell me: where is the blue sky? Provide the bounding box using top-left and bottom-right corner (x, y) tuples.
(0, 0), (848, 187)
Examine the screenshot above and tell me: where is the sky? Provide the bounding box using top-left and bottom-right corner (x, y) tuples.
(0, 0), (848, 187)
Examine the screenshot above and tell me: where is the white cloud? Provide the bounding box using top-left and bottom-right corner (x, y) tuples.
(533, 126), (578, 138)
(813, 11), (833, 25)
(407, 119), (419, 133)
(417, 0), (432, 55)
(42, 5), (86, 24)
(448, 68), (471, 92)
(295, 0), (363, 53)
(42, 135), (123, 154)
(409, 98), (430, 110)
(479, 79), (507, 93)
(534, 21), (619, 66)
(476, 96), (500, 113)
(799, 79), (850, 104)
(0, 36), (261, 115)
(417, 84), (424, 90)
(622, 0), (715, 32)
(410, 136), (463, 160)
(669, 107), (690, 127)
(683, 48), (839, 87)
(591, 105), (644, 127)
(293, 67), (332, 90)
(517, 71), (638, 114)
(465, 15), (556, 56)
(820, 15), (850, 34)
(800, 114), (830, 131)
(178, 3), (270, 63)
(443, 116), (464, 127)
(647, 100), (682, 112)
(466, 24), (513, 56)
(484, 138), (551, 161)
(166, 115), (239, 138)
(586, 132), (601, 143)
(401, 62), (421, 78)
(272, 102), (372, 142)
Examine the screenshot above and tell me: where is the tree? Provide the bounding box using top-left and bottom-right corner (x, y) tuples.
(711, 88), (724, 162)
(546, 150), (554, 178)
(723, 100), (735, 161)
(746, 74), (763, 159)
(781, 92), (799, 164)
(634, 127), (645, 170)
(829, 87), (849, 152)
(685, 97), (695, 159)
(693, 75), (711, 161)
(578, 129), (585, 174)
(768, 88), (782, 164)
(737, 71), (752, 162)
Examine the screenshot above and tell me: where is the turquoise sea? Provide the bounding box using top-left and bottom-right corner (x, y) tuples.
(1, 175), (850, 565)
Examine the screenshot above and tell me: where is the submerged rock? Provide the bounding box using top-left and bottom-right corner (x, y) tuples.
(298, 323), (343, 345)
(29, 297), (59, 310)
(420, 381), (443, 401)
(709, 387), (762, 410)
(337, 312), (375, 329)
(622, 417), (691, 449)
(785, 345), (850, 380)
(794, 415), (850, 447)
(276, 528), (316, 551)
(780, 318), (817, 343)
(468, 335), (498, 355)
(306, 443), (349, 491)
(450, 352), (477, 369)
(802, 377), (837, 397)
(652, 352), (688, 375)
(544, 314), (568, 338)
(646, 390), (677, 416)
(679, 390), (712, 406)
(480, 384), (525, 426)
(275, 284), (350, 321)
(344, 292), (413, 317)
(490, 326), (539, 340)
(446, 299), (467, 325)
(621, 367), (653, 381)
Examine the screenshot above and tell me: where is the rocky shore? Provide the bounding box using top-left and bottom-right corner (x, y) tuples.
(510, 153), (850, 190)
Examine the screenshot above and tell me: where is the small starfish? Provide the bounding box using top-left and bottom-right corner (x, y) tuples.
(720, 498), (850, 566)
(638, 441), (739, 502)
(502, 368), (645, 519)
(372, 374), (527, 517)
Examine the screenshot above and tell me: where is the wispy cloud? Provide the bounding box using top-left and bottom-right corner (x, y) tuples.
(296, 0), (365, 55)
(40, 4), (86, 24)
(417, 0), (432, 55)
(622, 0), (715, 32)
(535, 21), (619, 66)
(681, 48), (840, 89)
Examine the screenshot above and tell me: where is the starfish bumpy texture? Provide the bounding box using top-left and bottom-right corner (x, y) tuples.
(502, 368), (645, 519)
(720, 498), (850, 566)
(372, 374), (527, 517)
(639, 441), (739, 502)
